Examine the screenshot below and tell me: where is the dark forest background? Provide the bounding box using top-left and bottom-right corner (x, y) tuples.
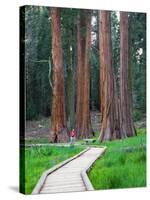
(24, 6), (146, 124)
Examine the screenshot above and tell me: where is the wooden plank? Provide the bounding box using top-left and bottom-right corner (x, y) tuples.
(45, 176), (81, 180)
(40, 186), (85, 192)
(42, 183), (85, 189)
(45, 175), (80, 181)
(40, 187), (85, 194)
(81, 147), (107, 191)
(43, 181), (83, 187)
(32, 147), (106, 194)
(45, 180), (83, 185)
(32, 147), (89, 194)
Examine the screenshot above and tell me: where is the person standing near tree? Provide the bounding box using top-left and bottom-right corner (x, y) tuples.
(70, 129), (76, 145)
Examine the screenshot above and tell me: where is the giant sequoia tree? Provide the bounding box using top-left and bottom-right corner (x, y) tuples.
(99, 11), (120, 141)
(76, 10), (93, 138)
(49, 8), (68, 142)
(119, 12), (136, 137)
(24, 6), (145, 143)
(61, 9), (77, 131)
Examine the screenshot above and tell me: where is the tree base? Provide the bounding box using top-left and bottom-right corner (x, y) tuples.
(76, 128), (94, 139)
(49, 128), (69, 143)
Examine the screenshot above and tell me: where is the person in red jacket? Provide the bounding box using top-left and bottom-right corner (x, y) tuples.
(70, 129), (76, 145)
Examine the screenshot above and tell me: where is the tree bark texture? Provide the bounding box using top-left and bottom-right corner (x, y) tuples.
(76, 10), (93, 139)
(66, 23), (76, 131)
(120, 11), (135, 137)
(49, 8), (68, 142)
(99, 11), (121, 141)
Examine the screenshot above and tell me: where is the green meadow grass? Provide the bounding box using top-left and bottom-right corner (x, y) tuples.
(20, 145), (84, 194)
(88, 129), (146, 190)
(20, 129), (146, 193)
(25, 137), (49, 144)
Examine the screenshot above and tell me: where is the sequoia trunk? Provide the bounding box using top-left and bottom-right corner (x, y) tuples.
(49, 8), (68, 142)
(99, 11), (120, 141)
(76, 10), (93, 139)
(120, 12), (135, 137)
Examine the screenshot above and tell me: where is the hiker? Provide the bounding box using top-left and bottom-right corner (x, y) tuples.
(70, 129), (76, 145)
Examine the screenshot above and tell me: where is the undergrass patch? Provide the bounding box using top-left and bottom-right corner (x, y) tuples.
(20, 145), (84, 194)
(88, 129), (146, 190)
(25, 137), (49, 144)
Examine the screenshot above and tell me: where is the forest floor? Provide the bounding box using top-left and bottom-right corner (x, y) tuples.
(24, 111), (101, 143)
(25, 111), (146, 144)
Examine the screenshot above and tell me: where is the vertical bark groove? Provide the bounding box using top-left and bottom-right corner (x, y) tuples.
(49, 8), (68, 143)
(99, 11), (120, 141)
(76, 10), (93, 139)
(120, 12), (135, 137)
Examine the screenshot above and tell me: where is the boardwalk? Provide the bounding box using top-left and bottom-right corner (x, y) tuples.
(39, 147), (105, 194)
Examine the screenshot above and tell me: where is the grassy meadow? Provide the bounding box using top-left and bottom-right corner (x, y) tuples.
(88, 129), (146, 189)
(20, 145), (84, 194)
(21, 128), (146, 194)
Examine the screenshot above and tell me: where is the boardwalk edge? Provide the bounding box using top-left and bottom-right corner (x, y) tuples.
(32, 147), (90, 194)
(81, 147), (107, 191)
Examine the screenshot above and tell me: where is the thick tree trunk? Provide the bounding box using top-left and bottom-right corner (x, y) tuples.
(76, 10), (93, 139)
(99, 11), (120, 141)
(120, 12), (135, 137)
(49, 8), (68, 143)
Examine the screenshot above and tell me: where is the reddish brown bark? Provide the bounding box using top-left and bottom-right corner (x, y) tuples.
(120, 12), (135, 137)
(49, 8), (68, 143)
(99, 11), (120, 141)
(76, 10), (93, 139)
(99, 11), (105, 122)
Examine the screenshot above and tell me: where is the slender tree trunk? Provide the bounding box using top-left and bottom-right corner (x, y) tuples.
(99, 11), (105, 122)
(99, 11), (120, 141)
(69, 43), (76, 131)
(49, 8), (68, 143)
(66, 24), (76, 131)
(66, 58), (75, 130)
(120, 12), (135, 137)
(128, 17), (134, 114)
(76, 10), (93, 139)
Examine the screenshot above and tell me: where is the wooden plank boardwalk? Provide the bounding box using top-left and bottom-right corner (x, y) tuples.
(39, 147), (105, 194)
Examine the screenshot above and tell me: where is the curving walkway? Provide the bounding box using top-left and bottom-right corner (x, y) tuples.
(38, 147), (105, 194)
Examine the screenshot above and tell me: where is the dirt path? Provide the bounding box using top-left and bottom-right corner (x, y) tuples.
(33, 147), (105, 194)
